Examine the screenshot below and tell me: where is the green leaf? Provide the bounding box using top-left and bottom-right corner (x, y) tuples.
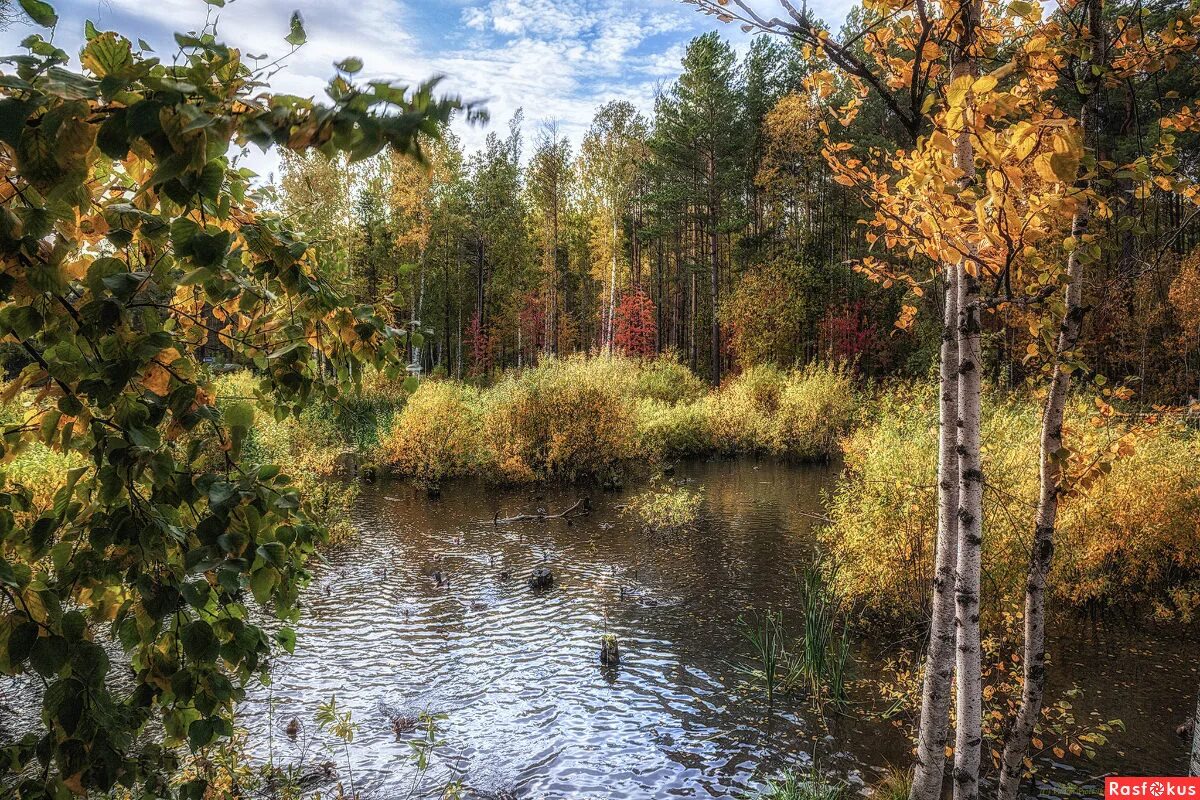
(29, 635), (68, 676)
(0, 100), (34, 147)
(188, 717), (215, 750)
(336, 57), (363, 74)
(81, 31), (134, 77)
(249, 567), (277, 604)
(181, 620), (219, 662)
(7, 621), (38, 664)
(275, 627), (296, 654)
(257, 541), (286, 568)
(19, 0), (58, 27)
(285, 11), (307, 47)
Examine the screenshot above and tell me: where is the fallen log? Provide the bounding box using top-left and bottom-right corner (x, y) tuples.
(491, 497), (591, 524)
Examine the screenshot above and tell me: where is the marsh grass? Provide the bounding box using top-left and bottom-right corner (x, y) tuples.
(752, 769), (844, 800)
(738, 563), (852, 711)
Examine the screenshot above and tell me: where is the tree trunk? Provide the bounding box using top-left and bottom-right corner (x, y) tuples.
(708, 154), (721, 386)
(996, 6), (1101, 797)
(1191, 686), (1200, 777)
(607, 214), (619, 354)
(951, 3), (984, 794)
(954, 255), (984, 800)
(910, 266), (961, 800)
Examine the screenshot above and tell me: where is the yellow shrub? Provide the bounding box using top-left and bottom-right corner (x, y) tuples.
(632, 353), (708, 404)
(822, 385), (1200, 620)
(479, 356), (636, 481)
(704, 365), (787, 455)
(624, 481), (704, 530)
(821, 385), (940, 615)
(1057, 424), (1200, 617)
(378, 381), (481, 483)
(0, 384), (87, 509)
(772, 362), (858, 460)
(633, 398), (711, 459)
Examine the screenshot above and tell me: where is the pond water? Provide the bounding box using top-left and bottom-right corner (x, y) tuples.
(239, 460), (1199, 799)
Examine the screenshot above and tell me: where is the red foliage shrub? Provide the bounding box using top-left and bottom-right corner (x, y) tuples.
(614, 289), (658, 358)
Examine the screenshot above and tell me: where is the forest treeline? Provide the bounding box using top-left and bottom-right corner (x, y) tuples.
(277, 12), (1200, 401)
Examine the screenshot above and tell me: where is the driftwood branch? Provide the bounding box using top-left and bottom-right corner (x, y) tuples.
(491, 498), (591, 525)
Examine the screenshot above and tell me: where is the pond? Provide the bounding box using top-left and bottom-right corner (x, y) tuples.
(239, 460), (1199, 799)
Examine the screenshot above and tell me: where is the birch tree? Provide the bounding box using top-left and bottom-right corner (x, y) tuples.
(996, 2), (1104, 795)
(1192, 688), (1200, 776)
(947, 3), (984, 797)
(580, 102), (647, 353)
(685, 1), (974, 791)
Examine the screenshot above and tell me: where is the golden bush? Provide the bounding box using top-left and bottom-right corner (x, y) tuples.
(378, 381), (481, 483)
(772, 362), (858, 460)
(822, 386), (1199, 620)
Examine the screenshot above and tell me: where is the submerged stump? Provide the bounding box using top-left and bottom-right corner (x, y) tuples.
(529, 567), (554, 590)
(599, 634), (620, 666)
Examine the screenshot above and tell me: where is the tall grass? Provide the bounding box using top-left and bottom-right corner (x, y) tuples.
(737, 564), (852, 710)
(738, 609), (786, 708)
(796, 563), (850, 705)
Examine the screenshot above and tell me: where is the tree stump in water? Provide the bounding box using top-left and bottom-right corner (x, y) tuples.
(600, 634), (620, 666)
(529, 567), (554, 590)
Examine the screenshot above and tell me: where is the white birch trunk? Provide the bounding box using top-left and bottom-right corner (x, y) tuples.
(909, 265), (961, 800)
(607, 214), (619, 354)
(951, 11), (984, 791)
(1191, 687), (1200, 777)
(997, 7), (1101, 796)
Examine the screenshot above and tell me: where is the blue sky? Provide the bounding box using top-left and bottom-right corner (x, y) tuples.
(0, 0), (853, 176)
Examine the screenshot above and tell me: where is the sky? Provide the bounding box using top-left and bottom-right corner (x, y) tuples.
(0, 0), (854, 177)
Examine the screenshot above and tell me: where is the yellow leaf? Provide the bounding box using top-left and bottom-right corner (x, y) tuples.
(973, 74), (998, 94)
(143, 364), (171, 397)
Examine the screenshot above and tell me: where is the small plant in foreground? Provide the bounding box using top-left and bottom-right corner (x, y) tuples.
(752, 768), (844, 800)
(316, 696), (360, 798)
(870, 765), (912, 800)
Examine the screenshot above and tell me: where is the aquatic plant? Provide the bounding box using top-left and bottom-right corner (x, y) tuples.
(737, 609), (787, 708)
(624, 482), (704, 531)
(795, 563), (851, 707)
(751, 769), (844, 800)
(316, 695), (360, 798)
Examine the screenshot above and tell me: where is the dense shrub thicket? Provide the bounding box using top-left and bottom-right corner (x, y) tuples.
(822, 385), (1200, 620)
(378, 355), (859, 482)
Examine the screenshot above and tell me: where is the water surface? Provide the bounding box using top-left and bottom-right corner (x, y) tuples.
(240, 460), (1198, 799)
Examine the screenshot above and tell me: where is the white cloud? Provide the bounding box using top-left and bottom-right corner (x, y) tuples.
(3, 0), (860, 172)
